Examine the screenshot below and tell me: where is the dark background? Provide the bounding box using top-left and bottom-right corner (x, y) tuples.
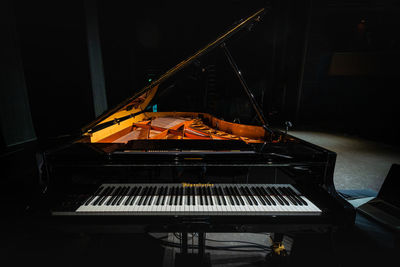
(1, 1), (399, 264)
(2, 0), (399, 148)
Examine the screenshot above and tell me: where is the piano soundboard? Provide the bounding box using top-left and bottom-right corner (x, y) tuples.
(73, 184), (321, 216)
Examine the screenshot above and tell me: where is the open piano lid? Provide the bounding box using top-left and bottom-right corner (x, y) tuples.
(81, 8), (270, 143)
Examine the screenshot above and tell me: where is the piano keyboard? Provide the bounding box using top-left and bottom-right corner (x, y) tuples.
(76, 184), (321, 216)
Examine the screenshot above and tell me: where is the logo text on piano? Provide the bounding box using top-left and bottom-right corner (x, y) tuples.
(182, 183), (214, 187)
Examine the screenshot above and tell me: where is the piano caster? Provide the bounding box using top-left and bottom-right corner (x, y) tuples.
(174, 232), (211, 267)
(265, 233), (292, 266)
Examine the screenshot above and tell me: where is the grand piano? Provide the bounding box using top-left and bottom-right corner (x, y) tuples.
(38, 8), (355, 238)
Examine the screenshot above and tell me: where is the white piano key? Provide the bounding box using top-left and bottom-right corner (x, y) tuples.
(115, 196), (127, 212)
(196, 196), (203, 214)
(75, 183), (321, 216)
(210, 196), (218, 214)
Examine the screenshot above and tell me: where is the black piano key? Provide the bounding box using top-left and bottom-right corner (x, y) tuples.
(174, 187), (179, 206)
(200, 187), (205, 205)
(174, 186), (178, 205)
(94, 186), (110, 206)
(174, 186), (179, 206)
(192, 187), (196, 205)
(274, 187), (290, 205)
(169, 187), (175, 206)
(186, 187), (190, 205)
(270, 187), (289, 205)
(116, 186), (129, 205)
(84, 186), (104, 206)
(260, 186), (276, 206)
(266, 186), (283, 205)
(229, 186), (238, 204)
(107, 186), (121, 205)
(124, 186), (137, 205)
(161, 187), (167, 205)
(233, 186), (245, 205)
(172, 186), (177, 205)
(179, 187), (183, 205)
(203, 187), (208, 206)
(147, 186), (156, 205)
(218, 187), (227, 205)
(114, 186), (124, 201)
(114, 186), (124, 204)
(130, 186), (142, 205)
(169, 186), (174, 206)
(125, 186), (136, 206)
(155, 186), (164, 205)
(229, 186), (240, 205)
(256, 186), (271, 205)
(127, 186), (137, 201)
(116, 186), (128, 205)
(178, 187), (182, 205)
(135, 186), (145, 205)
(160, 187), (166, 205)
(154, 186), (159, 204)
(97, 186), (113, 206)
(226, 186), (234, 204)
(98, 186), (115, 206)
(202, 187), (207, 205)
(223, 186), (235, 205)
(129, 186), (144, 206)
(278, 187), (298, 206)
(198, 187), (203, 206)
(138, 186), (149, 205)
(122, 186), (131, 202)
(92, 186), (108, 206)
(245, 186), (258, 206)
(212, 187), (221, 205)
(175, 186), (179, 205)
(141, 186), (150, 205)
(110, 186), (124, 205)
(197, 187), (201, 205)
(286, 187), (308, 206)
(239, 186), (253, 205)
(207, 187), (214, 205)
(213, 187), (219, 205)
(143, 186), (152, 205)
(166, 187), (171, 205)
(150, 186), (158, 204)
(154, 186), (160, 206)
(220, 187), (227, 204)
(251, 187), (266, 205)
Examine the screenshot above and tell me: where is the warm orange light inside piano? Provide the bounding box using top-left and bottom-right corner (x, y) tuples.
(88, 112), (267, 144)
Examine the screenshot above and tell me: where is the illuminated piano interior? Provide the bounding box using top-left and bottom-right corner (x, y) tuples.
(82, 85), (276, 145)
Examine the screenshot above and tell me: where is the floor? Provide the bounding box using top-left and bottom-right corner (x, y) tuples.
(288, 130), (400, 191)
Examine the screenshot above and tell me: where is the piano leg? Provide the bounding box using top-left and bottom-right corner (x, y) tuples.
(198, 232), (205, 258)
(175, 232), (210, 267)
(181, 232), (188, 254)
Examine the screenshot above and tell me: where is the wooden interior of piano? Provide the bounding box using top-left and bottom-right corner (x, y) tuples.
(83, 86), (274, 144)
